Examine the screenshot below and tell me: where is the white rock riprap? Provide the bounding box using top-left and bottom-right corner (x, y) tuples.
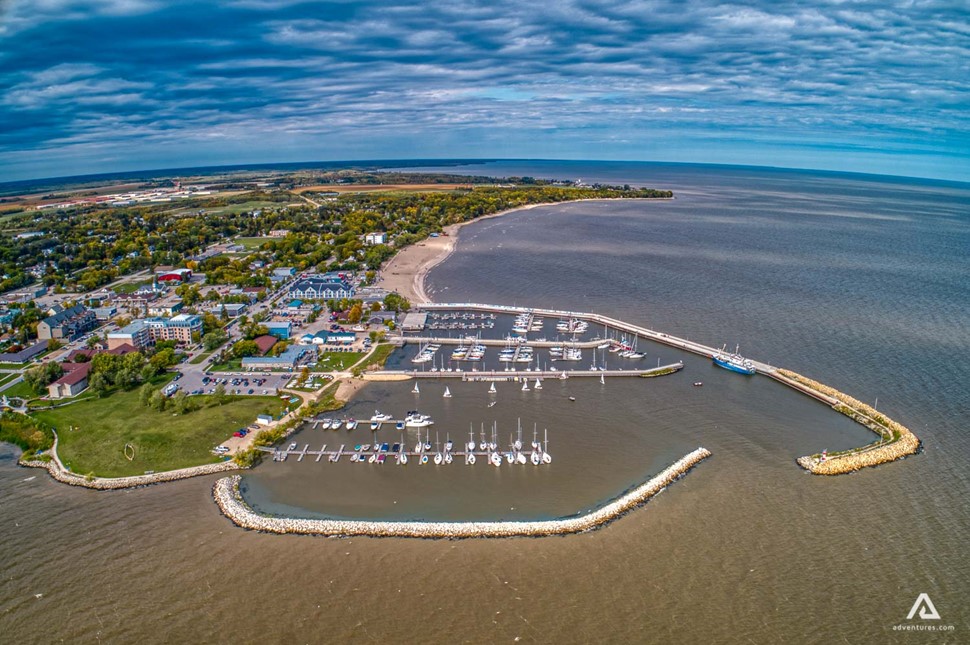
(213, 447), (712, 538)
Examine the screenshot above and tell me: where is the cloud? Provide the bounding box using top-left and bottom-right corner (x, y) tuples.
(0, 0), (967, 181)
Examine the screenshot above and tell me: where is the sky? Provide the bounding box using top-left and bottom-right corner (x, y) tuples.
(1, 0), (968, 183)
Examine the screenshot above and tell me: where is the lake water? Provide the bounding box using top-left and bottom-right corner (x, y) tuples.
(2, 161), (968, 642)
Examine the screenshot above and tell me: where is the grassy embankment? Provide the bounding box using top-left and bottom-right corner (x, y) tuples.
(352, 343), (396, 374)
(31, 389), (286, 477)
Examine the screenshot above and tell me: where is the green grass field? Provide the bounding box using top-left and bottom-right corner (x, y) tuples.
(112, 280), (153, 294)
(314, 351), (364, 371)
(353, 344), (396, 373)
(235, 236), (275, 250)
(32, 390), (286, 477)
(209, 358), (244, 372)
(2, 379), (37, 399)
(206, 201), (282, 216)
(0, 362), (26, 370)
(189, 350), (213, 365)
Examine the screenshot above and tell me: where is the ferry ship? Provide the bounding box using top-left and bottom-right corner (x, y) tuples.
(712, 345), (757, 375)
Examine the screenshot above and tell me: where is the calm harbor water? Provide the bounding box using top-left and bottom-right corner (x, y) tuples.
(2, 161), (968, 642)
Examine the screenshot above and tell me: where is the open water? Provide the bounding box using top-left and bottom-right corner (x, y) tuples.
(1, 161), (968, 643)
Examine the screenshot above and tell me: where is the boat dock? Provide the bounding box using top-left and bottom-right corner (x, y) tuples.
(404, 362), (683, 379)
(407, 303), (778, 373)
(404, 336), (605, 349)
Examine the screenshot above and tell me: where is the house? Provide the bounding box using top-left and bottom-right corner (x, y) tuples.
(268, 229), (289, 238)
(364, 232), (388, 245)
(253, 334), (278, 355)
(47, 362), (92, 399)
(288, 277), (354, 301)
(264, 321), (292, 340)
(273, 267), (295, 278)
(36, 305), (97, 341)
(256, 414), (275, 425)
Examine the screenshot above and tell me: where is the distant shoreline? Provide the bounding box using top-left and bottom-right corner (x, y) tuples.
(377, 198), (664, 304)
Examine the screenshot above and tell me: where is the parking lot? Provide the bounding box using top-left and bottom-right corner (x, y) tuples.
(172, 368), (294, 397)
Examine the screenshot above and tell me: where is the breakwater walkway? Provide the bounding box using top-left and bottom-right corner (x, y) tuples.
(212, 447), (712, 538)
(412, 303), (919, 475)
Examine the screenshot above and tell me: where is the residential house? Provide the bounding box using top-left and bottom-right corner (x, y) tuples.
(36, 305), (97, 341)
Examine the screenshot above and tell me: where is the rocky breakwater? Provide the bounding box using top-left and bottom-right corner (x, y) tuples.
(20, 430), (241, 490)
(213, 448), (712, 538)
(779, 370), (921, 475)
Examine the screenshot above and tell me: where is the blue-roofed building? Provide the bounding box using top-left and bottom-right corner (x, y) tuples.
(264, 321), (292, 339)
(288, 299), (303, 309)
(241, 344), (309, 371)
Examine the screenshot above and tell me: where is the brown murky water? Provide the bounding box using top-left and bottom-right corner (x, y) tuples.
(2, 165), (968, 642)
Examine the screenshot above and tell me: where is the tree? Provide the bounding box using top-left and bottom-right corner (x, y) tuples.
(24, 362), (64, 394)
(383, 293), (410, 313)
(202, 329), (228, 351)
(213, 383), (226, 404)
(47, 338), (63, 352)
(347, 303), (363, 324)
(149, 390), (167, 411)
(299, 366), (310, 384)
(139, 383), (154, 406)
(232, 340), (259, 358)
(172, 390), (189, 414)
(89, 372), (109, 397)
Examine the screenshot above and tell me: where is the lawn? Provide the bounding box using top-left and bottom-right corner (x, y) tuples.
(353, 344), (396, 373)
(32, 390), (287, 477)
(112, 280), (153, 294)
(189, 350), (213, 365)
(314, 351), (364, 371)
(0, 373), (19, 388)
(235, 236), (274, 250)
(3, 379), (37, 400)
(209, 358), (244, 372)
(0, 362), (26, 369)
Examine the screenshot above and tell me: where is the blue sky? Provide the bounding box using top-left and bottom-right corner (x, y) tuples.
(1, 0), (968, 182)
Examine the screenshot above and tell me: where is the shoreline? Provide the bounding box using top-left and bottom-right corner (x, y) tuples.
(377, 198), (639, 304)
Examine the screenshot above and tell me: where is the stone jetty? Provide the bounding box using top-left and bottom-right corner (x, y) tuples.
(213, 447), (712, 538)
(779, 370), (921, 475)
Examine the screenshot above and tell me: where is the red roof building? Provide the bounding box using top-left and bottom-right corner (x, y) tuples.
(253, 334), (278, 355)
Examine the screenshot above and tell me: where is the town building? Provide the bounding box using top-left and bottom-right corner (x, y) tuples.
(37, 305), (97, 341)
(241, 344), (309, 371)
(288, 277), (354, 301)
(272, 267), (295, 278)
(47, 362), (92, 399)
(147, 298), (184, 317)
(253, 334), (278, 355)
(106, 314), (202, 350)
(364, 232), (388, 245)
(92, 306), (118, 321)
(268, 229), (289, 238)
(208, 302), (247, 318)
(264, 321), (292, 340)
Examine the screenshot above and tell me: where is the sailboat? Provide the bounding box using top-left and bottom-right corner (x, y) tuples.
(443, 386), (452, 398)
(412, 382), (420, 394)
(489, 382), (497, 394)
(521, 380), (530, 392)
(600, 372), (605, 385)
(534, 378), (542, 390)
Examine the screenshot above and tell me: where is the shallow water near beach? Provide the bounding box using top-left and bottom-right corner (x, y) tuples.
(2, 162), (969, 642)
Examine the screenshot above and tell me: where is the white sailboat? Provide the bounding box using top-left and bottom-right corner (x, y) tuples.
(443, 386), (452, 398)
(489, 382), (497, 394)
(534, 378), (542, 390)
(412, 382), (420, 394)
(600, 372), (605, 385)
(521, 380), (530, 392)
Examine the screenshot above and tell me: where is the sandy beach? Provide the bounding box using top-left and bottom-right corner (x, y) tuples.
(375, 202), (560, 304)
